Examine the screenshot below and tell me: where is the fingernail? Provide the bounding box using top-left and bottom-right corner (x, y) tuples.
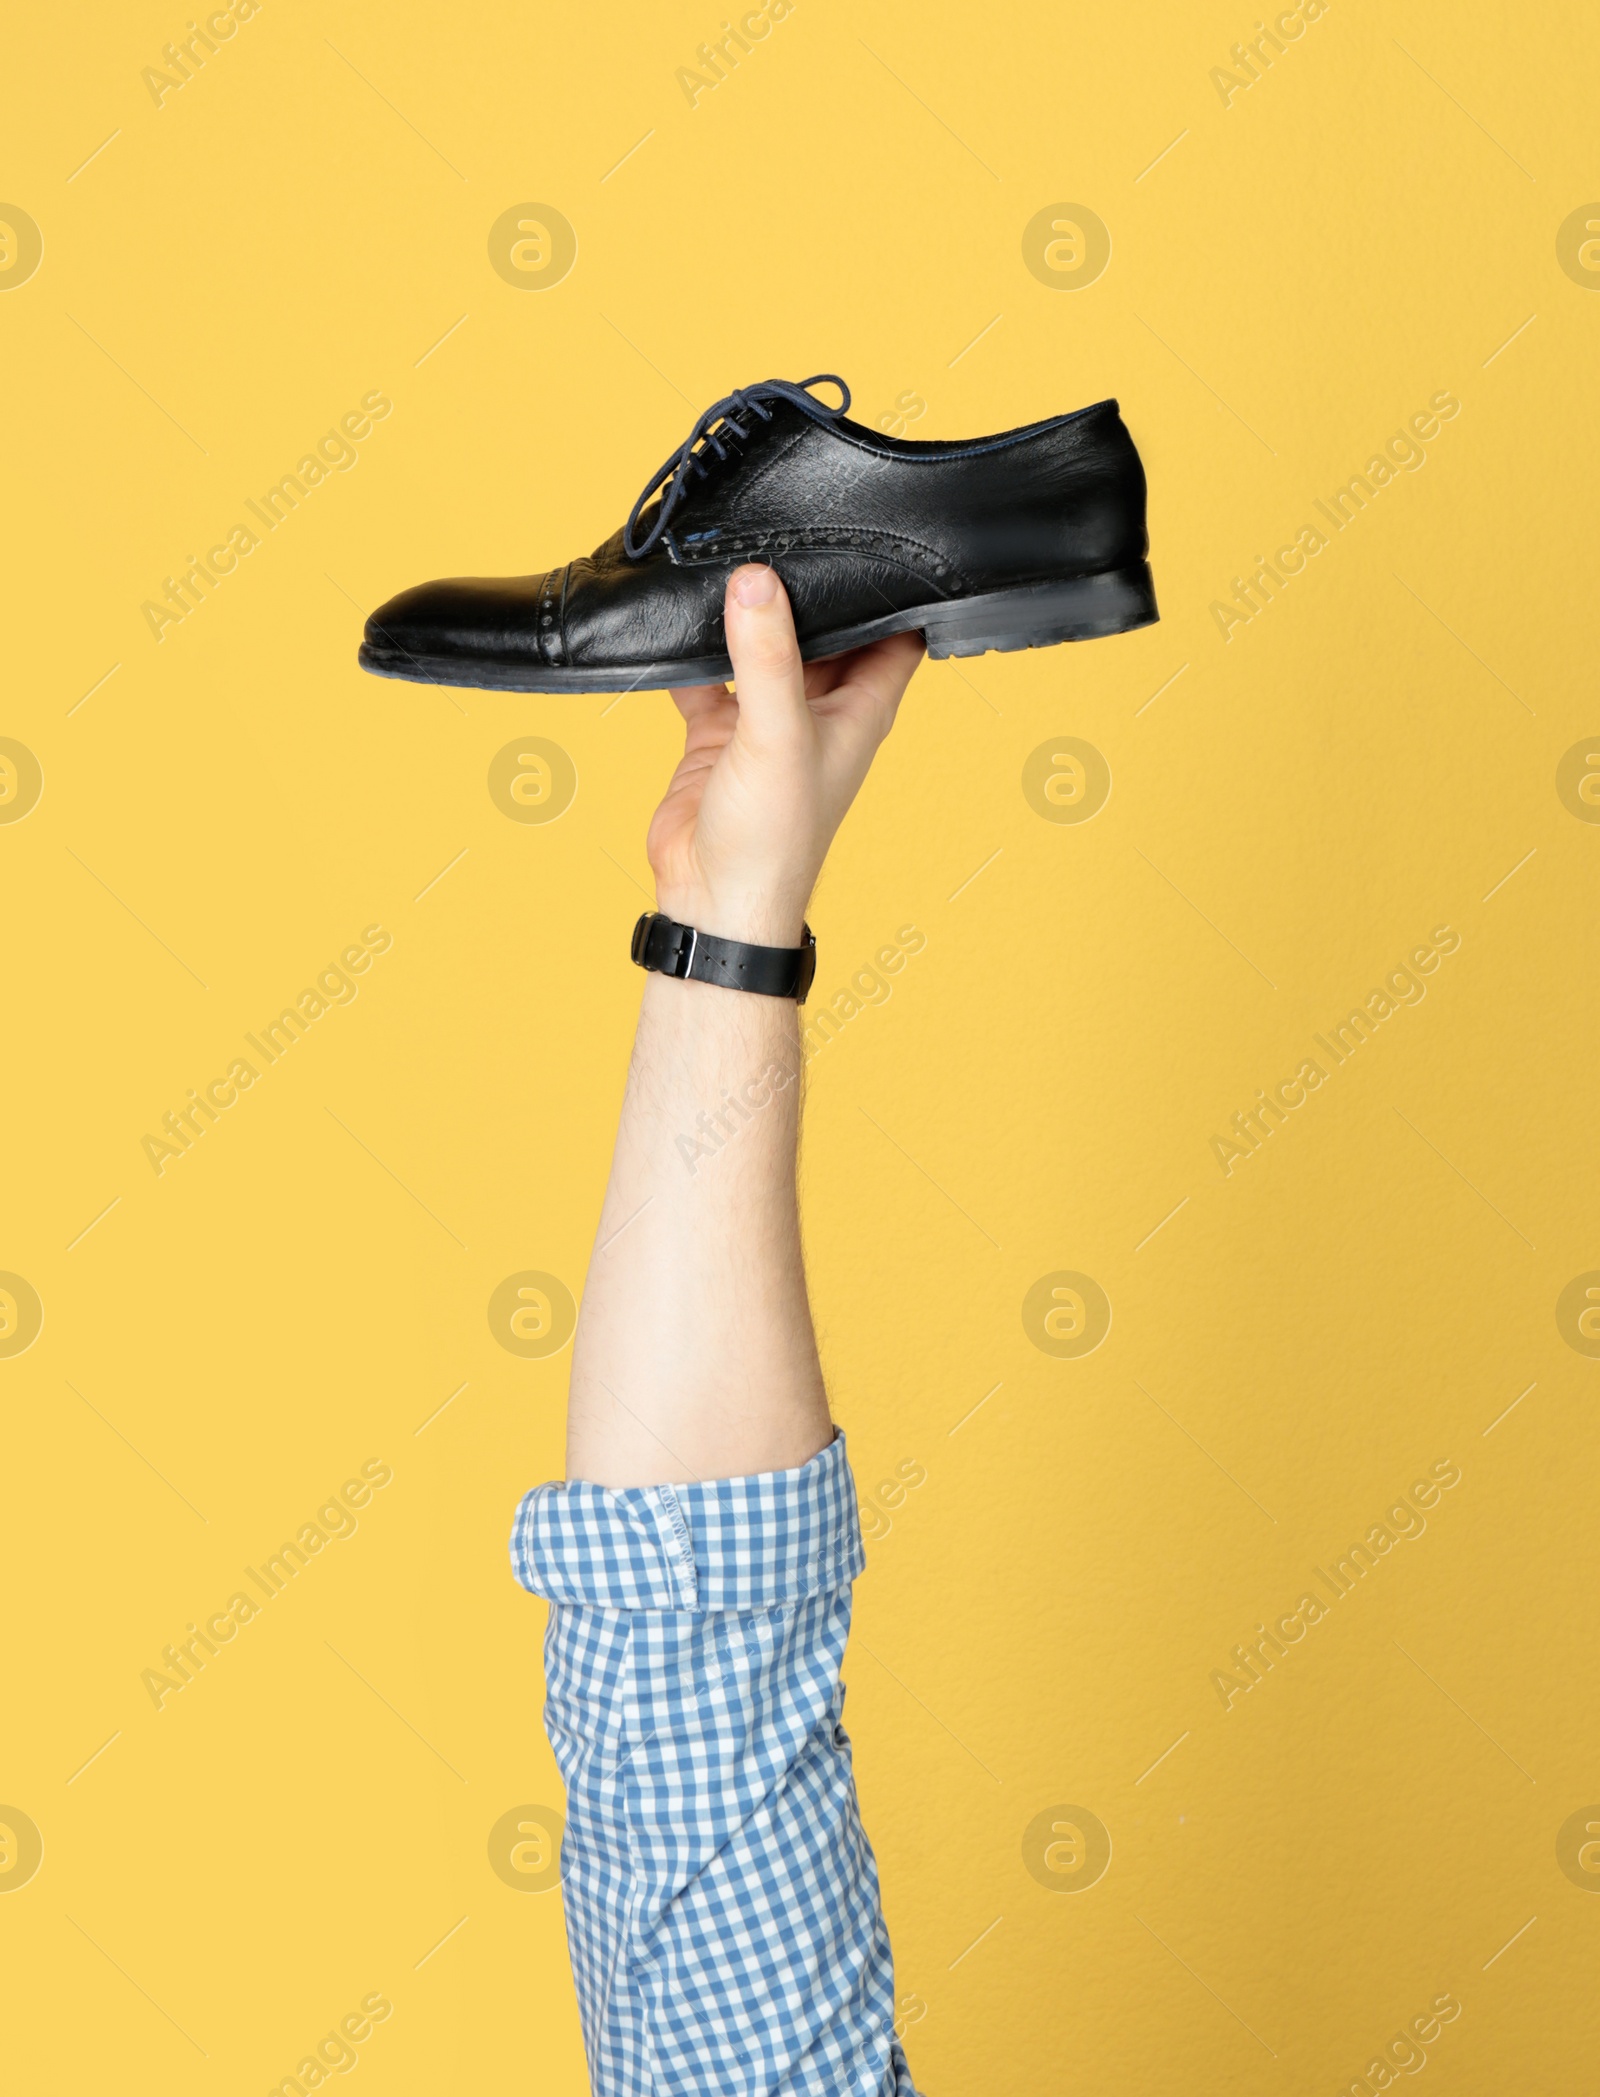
(731, 563), (777, 608)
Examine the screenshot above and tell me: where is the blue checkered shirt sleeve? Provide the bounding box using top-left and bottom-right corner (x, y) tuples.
(510, 1432), (918, 2097)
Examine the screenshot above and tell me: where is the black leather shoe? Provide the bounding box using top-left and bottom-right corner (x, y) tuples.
(358, 375), (1156, 693)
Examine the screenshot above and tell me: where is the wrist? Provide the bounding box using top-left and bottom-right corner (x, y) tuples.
(653, 886), (811, 948)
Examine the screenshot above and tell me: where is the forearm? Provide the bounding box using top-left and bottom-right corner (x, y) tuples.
(565, 972), (830, 1487)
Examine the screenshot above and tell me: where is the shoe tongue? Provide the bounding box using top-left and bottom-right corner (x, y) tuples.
(705, 410), (764, 464)
(662, 410), (774, 529)
(620, 399), (801, 562)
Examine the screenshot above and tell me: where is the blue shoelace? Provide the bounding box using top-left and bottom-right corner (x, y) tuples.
(623, 375), (851, 559)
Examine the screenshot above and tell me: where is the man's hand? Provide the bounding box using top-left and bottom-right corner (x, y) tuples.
(648, 564), (924, 946)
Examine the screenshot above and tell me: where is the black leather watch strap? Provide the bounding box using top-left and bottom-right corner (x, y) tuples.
(631, 912), (817, 1003)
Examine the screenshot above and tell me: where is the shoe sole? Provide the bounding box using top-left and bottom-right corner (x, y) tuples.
(357, 561), (1158, 694)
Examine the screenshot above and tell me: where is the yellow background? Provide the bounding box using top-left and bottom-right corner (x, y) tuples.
(4, 0), (1598, 2089)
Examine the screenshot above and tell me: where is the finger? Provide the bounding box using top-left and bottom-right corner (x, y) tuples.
(819, 631), (924, 744)
(668, 680), (731, 723)
(670, 686), (737, 759)
(846, 630), (925, 710)
(800, 645), (916, 708)
(724, 564), (810, 748)
(801, 653), (852, 702)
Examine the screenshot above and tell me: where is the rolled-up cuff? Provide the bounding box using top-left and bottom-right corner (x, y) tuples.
(509, 1431), (864, 1612)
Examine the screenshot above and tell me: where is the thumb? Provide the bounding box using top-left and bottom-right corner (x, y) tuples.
(724, 565), (810, 749)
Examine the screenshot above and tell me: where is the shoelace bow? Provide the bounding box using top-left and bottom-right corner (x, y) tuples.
(623, 374), (851, 559)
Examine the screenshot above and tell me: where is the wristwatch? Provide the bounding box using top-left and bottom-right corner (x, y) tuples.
(631, 912), (817, 1003)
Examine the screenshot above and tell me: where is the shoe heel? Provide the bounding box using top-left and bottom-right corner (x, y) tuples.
(921, 563), (1158, 659)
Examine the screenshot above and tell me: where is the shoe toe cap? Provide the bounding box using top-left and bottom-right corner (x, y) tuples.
(361, 573), (551, 665)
